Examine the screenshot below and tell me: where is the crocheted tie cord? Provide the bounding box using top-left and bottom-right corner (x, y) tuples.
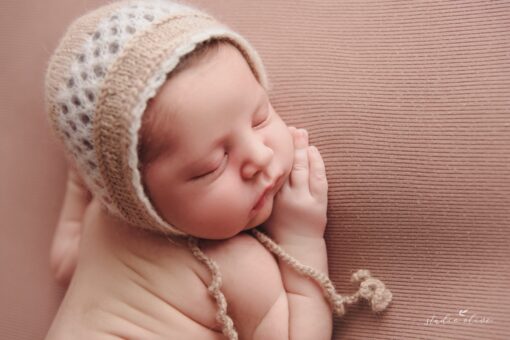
(186, 229), (393, 340)
(187, 236), (239, 340)
(251, 229), (393, 316)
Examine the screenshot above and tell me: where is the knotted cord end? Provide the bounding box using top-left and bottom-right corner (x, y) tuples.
(350, 269), (393, 313)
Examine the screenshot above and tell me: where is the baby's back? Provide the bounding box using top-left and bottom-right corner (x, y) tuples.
(46, 199), (286, 340)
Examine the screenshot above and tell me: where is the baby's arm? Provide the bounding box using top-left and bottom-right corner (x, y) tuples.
(50, 162), (92, 286)
(258, 127), (331, 340)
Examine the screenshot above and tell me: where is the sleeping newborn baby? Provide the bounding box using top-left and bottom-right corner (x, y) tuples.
(44, 1), (392, 339)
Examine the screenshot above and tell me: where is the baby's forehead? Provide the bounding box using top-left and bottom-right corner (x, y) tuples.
(140, 43), (265, 160)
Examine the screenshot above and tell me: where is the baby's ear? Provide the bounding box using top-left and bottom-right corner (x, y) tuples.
(65, 164), (91, 203)
(63, 153), (79, 173)
(63, 155), (89, 193)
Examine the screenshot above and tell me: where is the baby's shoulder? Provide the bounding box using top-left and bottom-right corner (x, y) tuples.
(200, 231), (280, 278)
(199, 232), (287, 338)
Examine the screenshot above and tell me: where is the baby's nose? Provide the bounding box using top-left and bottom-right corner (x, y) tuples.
(241, 140), (274, 179)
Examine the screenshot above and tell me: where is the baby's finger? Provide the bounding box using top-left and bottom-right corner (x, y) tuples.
(289, 128), (309, 191)
(308, 146), (328, 203)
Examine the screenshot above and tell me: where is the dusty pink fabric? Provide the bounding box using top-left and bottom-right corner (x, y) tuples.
(1, 0), (508, 339)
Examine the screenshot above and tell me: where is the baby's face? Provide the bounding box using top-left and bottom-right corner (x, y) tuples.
(141, 44), (294, 239)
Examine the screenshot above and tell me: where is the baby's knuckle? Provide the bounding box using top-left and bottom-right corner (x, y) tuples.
(313, 171), (327, 182)
(292, 163), (308, 171)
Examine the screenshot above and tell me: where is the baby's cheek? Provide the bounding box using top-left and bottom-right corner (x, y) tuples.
(189, 179), (250, 235)
(208, 177), (249, 217)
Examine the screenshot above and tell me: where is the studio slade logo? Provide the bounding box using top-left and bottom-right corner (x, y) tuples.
(425, 309), (493, 326)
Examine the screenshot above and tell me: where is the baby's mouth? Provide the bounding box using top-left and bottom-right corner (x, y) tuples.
(253, 183), (275, 211)
(252, 174), (285, 211)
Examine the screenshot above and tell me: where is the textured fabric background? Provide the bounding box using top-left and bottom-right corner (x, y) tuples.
(1, 0), (509, 339)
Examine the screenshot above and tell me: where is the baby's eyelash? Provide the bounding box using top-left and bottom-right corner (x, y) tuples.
(210, 153), (228, 175)
(193, 153), (228, 180)
(253, 105), (271, 127)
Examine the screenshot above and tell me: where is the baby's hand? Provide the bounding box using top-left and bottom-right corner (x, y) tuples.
(262, 127), (328, 244)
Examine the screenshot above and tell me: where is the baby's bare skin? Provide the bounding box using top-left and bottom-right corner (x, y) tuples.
(47, 197), (287, 340)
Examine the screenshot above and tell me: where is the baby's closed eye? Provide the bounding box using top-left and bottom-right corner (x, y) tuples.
(252, 101), (271, 128)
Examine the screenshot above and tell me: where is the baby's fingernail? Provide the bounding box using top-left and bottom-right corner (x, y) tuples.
(295, 129), (307, 147)
(302, 129), (308, 144)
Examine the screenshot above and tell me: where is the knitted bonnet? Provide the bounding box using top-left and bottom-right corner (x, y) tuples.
(45, 0), (268, 236)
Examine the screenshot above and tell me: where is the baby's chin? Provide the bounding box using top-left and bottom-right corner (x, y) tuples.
(174, 206), (274, 240)
(178, 218), (267, 241)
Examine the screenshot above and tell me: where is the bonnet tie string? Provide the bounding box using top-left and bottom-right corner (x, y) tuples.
(251, 228), (393, 316)
(187, 236), (238, 340)
(186, 229), (393, 340)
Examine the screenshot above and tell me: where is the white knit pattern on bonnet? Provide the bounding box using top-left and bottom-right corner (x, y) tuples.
(54, 1), (192, 216)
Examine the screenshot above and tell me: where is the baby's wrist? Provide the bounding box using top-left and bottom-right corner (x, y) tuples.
(268, 233), (328, 269)
(267, 228), (326, 247)
(277, 236), (327, 257)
